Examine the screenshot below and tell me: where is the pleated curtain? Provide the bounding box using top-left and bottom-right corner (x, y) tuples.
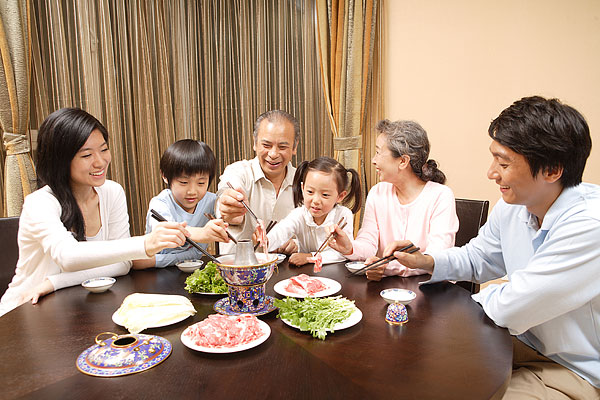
(315, 0), (383, 230)
(29, 0), (333, 235)
(0, 0), (36, 217)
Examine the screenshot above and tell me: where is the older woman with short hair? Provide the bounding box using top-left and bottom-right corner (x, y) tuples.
(330, 119), (458, 280)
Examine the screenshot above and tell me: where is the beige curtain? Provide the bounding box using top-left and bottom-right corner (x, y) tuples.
(30, 0), (330, 235)
(315, 0), (383, 230)
(0, 0), (36, 217)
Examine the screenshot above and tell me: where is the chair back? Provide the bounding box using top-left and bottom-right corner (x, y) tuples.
(454, 199), (489, 293)
(0, 217), (20, 296)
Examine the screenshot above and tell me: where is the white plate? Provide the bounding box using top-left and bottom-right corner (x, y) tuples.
(112, 310), (192, 330)
(180, 319), (271, 353)
(273, 276), (341, 298)
(281, 307), (362, 332)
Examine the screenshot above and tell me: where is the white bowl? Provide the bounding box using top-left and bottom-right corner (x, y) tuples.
(380, 288), (416, 305)
(82, 277), (116, 293)
(345, 261), (366, 275)
(176, 260), (204, 273)
(275, 253), (286, 264)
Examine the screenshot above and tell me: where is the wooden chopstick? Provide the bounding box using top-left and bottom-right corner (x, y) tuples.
(226, 182), (259, 223)
(314, 217), (346, 255)
(254, 220), (277, 251)
(203, 213), (238, 244)
(350, 245), (420, 276)
(150, 209), (220, 263)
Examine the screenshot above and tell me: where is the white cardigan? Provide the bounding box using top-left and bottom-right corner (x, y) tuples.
(0, 180), (147, 316)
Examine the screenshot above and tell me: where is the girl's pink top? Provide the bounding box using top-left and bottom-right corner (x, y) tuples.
(347, 181), (458, 276)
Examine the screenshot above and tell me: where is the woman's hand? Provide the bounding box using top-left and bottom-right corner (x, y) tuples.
(289, 252), (311, 266)
(364, 256), (386, 281)
(20, 279), (55, 305)
(144, 221), (189, 257)
(382, 240), (435, 273)
(327, 224), (353, 255)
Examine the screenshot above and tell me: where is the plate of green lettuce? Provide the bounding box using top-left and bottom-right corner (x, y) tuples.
(184, 261), (228, 295)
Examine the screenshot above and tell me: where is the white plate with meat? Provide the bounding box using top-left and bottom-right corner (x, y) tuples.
(273, 274), (341, 298)
(180, 314), (271, 353)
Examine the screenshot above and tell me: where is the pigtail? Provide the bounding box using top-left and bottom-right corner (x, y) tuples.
(421, 159), (446, 184)
(344, 168), (363, 213)
(292, 161), (310, 207)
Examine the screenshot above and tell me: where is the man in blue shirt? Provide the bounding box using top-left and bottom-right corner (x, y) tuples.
(384, 96), (600, 398)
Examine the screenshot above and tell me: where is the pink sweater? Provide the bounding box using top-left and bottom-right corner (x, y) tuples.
(348, 181), (458, 276)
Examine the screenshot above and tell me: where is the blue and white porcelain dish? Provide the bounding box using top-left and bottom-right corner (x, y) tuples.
(82, 277), (116, 293)
(76, 332), (172, 377)
(380, 288), (416, 305)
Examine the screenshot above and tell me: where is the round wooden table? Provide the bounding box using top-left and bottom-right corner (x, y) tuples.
(0, 259), (512, 399)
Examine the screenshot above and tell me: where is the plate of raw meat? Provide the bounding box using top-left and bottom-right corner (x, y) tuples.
(180, 314), (270, 353)
(273, 274), (341, 298)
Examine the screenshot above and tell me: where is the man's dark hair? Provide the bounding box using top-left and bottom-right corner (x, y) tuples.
(160, 139), (216, 187)
(489, 96), (591, 188)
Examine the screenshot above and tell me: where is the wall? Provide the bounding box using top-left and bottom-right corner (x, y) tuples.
(383, 0), (600, 206)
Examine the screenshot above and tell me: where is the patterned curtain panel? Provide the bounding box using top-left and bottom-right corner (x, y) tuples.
(315, 0), (383, 229)
(0, 0), (36, 217)
(30, 0), (330, 235)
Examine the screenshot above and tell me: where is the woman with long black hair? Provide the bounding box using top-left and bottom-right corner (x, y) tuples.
(0, 108), (190, 316)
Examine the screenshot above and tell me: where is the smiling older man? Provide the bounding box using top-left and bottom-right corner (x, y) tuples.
(216, 110), (300, 254)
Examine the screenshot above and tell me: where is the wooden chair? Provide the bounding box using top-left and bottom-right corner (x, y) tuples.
(454, 199), (489, 294)
(0, 217), (20, 296)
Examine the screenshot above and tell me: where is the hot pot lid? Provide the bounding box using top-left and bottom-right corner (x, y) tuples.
(76, 332), (172, 377)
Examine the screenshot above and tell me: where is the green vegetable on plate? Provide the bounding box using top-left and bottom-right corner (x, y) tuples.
(184, 261), (227, 294)
(274, 295), (357, 340)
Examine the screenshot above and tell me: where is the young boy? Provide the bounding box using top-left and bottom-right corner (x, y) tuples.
(136, 139), (228, 269)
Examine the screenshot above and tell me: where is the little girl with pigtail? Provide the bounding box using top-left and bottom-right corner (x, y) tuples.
(264, 156), (362, 268)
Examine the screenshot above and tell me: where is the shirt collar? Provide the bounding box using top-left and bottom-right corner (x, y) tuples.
(250, 157), (295, 189)
(301, 204), (341, 227)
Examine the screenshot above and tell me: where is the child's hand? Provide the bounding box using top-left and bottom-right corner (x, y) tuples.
(327, 225), (353, 255)
(289, 253), (311, 266)
(276, 237), (298, 254)
(218, 187), (247, 225)
(197, 219), (230, 243)
(144, 221), (189, 256)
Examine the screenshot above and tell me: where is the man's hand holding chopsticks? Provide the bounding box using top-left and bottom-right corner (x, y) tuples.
(382, 240), (435, 274)
(218, 186), (248, 225)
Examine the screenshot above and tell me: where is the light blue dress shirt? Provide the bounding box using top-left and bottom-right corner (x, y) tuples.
(428, 183), (600, 388)
(145, 189), (216, 268)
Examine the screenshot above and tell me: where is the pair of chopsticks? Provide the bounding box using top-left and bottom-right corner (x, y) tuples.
(314, 217), (347, 255)
(203, 213), (238, 244)
(349, 244), (420, 276)
(150, 209), (219, 263)
(226, 182), (259, 223)
(254, 220), (277, 251)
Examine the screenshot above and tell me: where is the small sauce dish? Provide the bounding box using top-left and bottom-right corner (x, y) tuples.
(345, 261), (365, 275)
(380, 288), (416, 305)
(176, 260), (204, 273)
(275, 253), (286, 264)
(82, 277), (116, 293)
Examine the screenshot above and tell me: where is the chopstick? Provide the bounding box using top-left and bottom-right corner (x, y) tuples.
(254, 220), (277, 251)
(150, 209), (220, 263)
(349, 245), (420, 276)
(203, 213), (238, 244)
(226, 182), (259, 223)
(314, 217), (346, 255)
